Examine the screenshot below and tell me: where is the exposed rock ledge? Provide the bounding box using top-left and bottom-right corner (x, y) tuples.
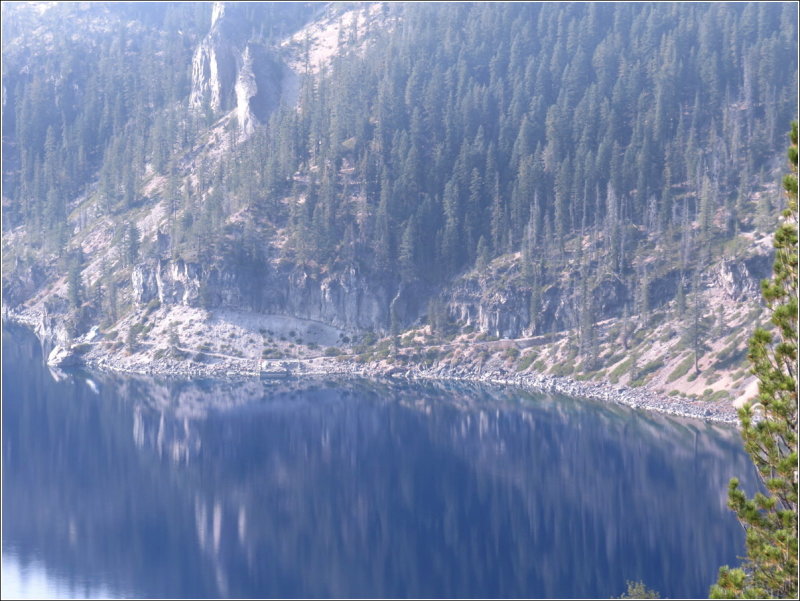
(47, 345), (82, 368)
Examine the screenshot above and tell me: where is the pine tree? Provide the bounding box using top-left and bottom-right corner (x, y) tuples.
(124, 223), (141, 268)
(690, 271), (703, 375)
(711, 121), (798, 599)
(399, 217), (418, 282)
(66, 248), (84, 310)
(475, 235), (490, 272)
(617, 580), (660, 599)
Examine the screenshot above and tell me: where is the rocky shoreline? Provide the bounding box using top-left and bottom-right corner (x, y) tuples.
(3, 308), (742, 426)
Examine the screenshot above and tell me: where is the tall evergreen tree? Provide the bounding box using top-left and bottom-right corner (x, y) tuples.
(711, 121), (798, 599)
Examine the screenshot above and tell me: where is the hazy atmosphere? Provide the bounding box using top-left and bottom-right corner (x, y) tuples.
(2, 2), (798, 599)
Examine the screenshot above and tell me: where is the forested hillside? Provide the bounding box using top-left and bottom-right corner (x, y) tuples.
(2, 2), (798, 401)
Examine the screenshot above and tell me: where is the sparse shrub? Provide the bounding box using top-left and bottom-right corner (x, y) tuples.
(423, 348), (440, 365)
(324, 347), (341, 357)
(549, 362), (575, 376)
(712, 342), (747, 370)
(126, 324), (143, 353)
(637, 359), (664, 381)
(609, 357), (635, 384)
(667, 354), (695, 383)
(602, 353), (624, 366)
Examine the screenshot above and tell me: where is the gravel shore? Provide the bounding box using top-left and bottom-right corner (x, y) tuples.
(3, 309), (741, 425)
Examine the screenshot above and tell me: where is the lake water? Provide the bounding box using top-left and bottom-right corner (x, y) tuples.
(2, 324), (758, 598)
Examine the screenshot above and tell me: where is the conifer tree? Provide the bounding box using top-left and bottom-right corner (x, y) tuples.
(711, 121), (798, 599)
(66, 248), (84, 310)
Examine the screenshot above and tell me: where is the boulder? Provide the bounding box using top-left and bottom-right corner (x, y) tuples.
(47, 345), (82, 368)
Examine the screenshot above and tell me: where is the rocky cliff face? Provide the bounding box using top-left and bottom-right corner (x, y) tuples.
(445, 274), (627, 338)
(131, 258), (412, 333)
(2, 259), (48, 307)
(711, 254), (773, 302)
(190, 2), (285, 135)
(443, 250), (773, 339)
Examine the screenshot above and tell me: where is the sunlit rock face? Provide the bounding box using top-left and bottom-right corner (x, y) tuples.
(190, 2), (285, 136)
(130, 258), (409, 333)
(46, 344), (81, 367)
(443, 251), (772, 339)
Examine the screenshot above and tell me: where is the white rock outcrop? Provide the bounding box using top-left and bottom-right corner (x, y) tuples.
(189, 2), (283, 137)
(234, 46), (258, 137)
(47, 345), (81, 368)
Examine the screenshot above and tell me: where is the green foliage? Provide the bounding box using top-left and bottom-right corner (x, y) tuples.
(4, 5), (798, 338)
(711, 122), (798, 599)
(635, 359), (665, 382)
(66, 248), (84, 309)
(713, 340), (748, 371)
(144, 298), (160, 315)
(126, 323), (142, 353)
(609, 356), (635, 384)
(617, 580), (660, 599)
(516, 351), (538, 372)
(667, 354), (696, 383)
(549, 361), (575, 377)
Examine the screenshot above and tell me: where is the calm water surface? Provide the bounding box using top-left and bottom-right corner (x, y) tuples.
(2, 325), (757, 598)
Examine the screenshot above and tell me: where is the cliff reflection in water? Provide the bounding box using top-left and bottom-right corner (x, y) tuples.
(3, 325), (757, 599)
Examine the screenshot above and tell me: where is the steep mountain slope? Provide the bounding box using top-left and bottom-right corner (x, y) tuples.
(2, 2), (797, 410)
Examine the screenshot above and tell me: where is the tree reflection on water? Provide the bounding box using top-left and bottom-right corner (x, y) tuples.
(2, 325), (756, 598)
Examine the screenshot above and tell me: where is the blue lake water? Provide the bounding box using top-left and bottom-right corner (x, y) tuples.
(2, 324), (757, 598)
